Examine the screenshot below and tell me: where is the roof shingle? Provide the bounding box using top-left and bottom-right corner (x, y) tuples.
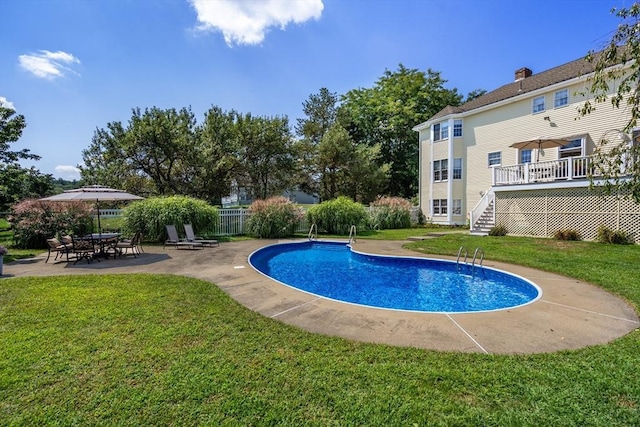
(427, 52), (602, 122)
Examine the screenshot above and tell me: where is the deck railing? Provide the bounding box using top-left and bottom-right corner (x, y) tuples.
(493, 156), (592, 186)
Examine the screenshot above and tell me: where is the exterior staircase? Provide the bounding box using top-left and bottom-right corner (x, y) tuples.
(470, 200), (495, 236)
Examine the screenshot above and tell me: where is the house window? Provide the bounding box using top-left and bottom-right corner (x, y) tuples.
(433, 123), (441, 141)
(441, 159), (448, 180)
(559, 138), (584, 158)
(433, 159), (448, 181)
(441, 122), (449, 139)
(453, 158), (462, 179)
(453, 120), (463, 137)
(532, 96), (545, 113)
(520, 149), (532, 164)
(432, 199), (447, 215)
(452, 199), (462, 215)
(488, 151), (501, 167)
(554, 89), (568, 108)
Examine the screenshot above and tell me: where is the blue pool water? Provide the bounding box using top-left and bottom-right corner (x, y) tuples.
(249, 241), (541, 313)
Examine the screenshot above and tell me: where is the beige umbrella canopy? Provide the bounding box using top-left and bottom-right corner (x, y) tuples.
(40, 185), (143, 232)
(509, 138), (571, 161)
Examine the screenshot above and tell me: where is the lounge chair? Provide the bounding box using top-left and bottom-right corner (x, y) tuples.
(164, 225), (203, 250)
(115, 231), (143, 257)
(45, 237), (71, 263)
(183, 224), (219, 247)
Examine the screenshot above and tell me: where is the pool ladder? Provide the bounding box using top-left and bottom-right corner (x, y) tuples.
(308, 223), (318, 241)
(348, 225), (357, 244)
(457, 246), (484, 273)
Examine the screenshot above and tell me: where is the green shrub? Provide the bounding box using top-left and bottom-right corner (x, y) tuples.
(307, 196), (368, 235)
(122, 196), (219, 242)
(596, 225), (633, 245)
(9, 199), (93, 249)
(553, 229), (582, 241)
(245, 196), (304, 238)
(488, 224), (507, 236)
(369, 197), (412, 229)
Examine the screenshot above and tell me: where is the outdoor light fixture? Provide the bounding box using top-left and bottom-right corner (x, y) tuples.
(543, 116), (551, 121)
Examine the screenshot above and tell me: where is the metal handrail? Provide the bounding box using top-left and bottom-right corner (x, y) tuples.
(348, 225), (357, 244)
(308, 223), (317, 241)
(456, 246), (468, 270)
(472, 247), (484, 272)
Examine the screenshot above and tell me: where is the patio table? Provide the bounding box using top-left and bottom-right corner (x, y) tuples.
(83, 233), (120, 259)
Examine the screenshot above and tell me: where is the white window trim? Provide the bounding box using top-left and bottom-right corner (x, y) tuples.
(488, 151), (502, 167)
(453, 158), (462, 179)
(452, 199), (462, 216)
(453, 120), (463, 137)
(559, 137), (585, 158)
(432, 199), (448, 216)
(519, 149), (532, 164)
(532, 96), (545, 114)
(441, 122), (449, 140)
(554, 89), (568, 108)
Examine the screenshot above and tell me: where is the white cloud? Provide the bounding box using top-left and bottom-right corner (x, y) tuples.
(18, 50), (80, 80)
(54, 165), (81, 180)
(0, 96), (15, 110)
(189, 0), (324, 46)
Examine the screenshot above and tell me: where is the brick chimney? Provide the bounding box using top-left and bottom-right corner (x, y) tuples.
(515, 67), (533, 81)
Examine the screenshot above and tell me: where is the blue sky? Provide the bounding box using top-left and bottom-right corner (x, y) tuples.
(0, 0), (626, 180)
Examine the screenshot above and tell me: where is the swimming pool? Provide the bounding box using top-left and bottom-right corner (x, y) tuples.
(249, 241), (541, 313)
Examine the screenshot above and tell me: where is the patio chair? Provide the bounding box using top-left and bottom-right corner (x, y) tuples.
(163, 225), (203, 250)
(183, 224), (219, 247)
(115, 231), (143, 258)
(45, 237), (72, 263)
(70, 235), (99, 264)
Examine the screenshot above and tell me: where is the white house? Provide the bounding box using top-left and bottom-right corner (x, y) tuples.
(413, 53), (640, 242)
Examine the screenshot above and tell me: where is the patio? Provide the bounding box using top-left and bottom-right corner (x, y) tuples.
(3, 239), (638, 354)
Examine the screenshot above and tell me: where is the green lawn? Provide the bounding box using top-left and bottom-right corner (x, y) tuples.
(0, 233), (639, 425)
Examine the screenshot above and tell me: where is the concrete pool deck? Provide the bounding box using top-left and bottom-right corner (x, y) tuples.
(3, 239), (638, 354)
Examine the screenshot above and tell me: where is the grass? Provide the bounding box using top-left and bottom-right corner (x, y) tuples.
(1, 231), (639, 425)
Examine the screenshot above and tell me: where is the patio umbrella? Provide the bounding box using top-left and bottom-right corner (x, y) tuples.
(40, 185), (144, 232)
(509, 138), (571, 161)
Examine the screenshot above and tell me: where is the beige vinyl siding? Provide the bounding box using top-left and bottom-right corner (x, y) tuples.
(418, 134), (431, 215)
(463, 81), (630, 212)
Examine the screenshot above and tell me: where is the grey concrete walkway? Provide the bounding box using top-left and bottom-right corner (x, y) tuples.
(3, 239), (638, 354)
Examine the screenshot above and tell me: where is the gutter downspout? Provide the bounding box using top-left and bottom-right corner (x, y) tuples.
(447, 118), (454, 224)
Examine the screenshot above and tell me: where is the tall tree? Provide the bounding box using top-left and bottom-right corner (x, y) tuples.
(317, 124), (352, 200)
(0, 104), (53, 210)
(341, 65), (463, 198)
(578, 3), (640, 203)
(80, 107), (199, 197)
(236, 114), (296, 200)
(317, 124), (389, 202)
(192, 106), (241, 204)
(0, 104), (39, 164)
(295, 88), (340, 195)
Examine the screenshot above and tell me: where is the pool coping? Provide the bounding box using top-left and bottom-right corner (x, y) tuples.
(3, 238), (639, 354)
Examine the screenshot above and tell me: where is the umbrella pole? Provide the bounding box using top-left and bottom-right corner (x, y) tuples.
(96, 200), (102, 235)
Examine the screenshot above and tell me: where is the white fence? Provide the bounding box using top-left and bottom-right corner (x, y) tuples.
(100, 208), (310, 236)
(100, 206), (419, 236)
(217, 209), (309, 235)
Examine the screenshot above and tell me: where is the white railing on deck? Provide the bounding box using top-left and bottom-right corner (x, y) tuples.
(494, 156), (592, 186)
(469, 189), (494, 232)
